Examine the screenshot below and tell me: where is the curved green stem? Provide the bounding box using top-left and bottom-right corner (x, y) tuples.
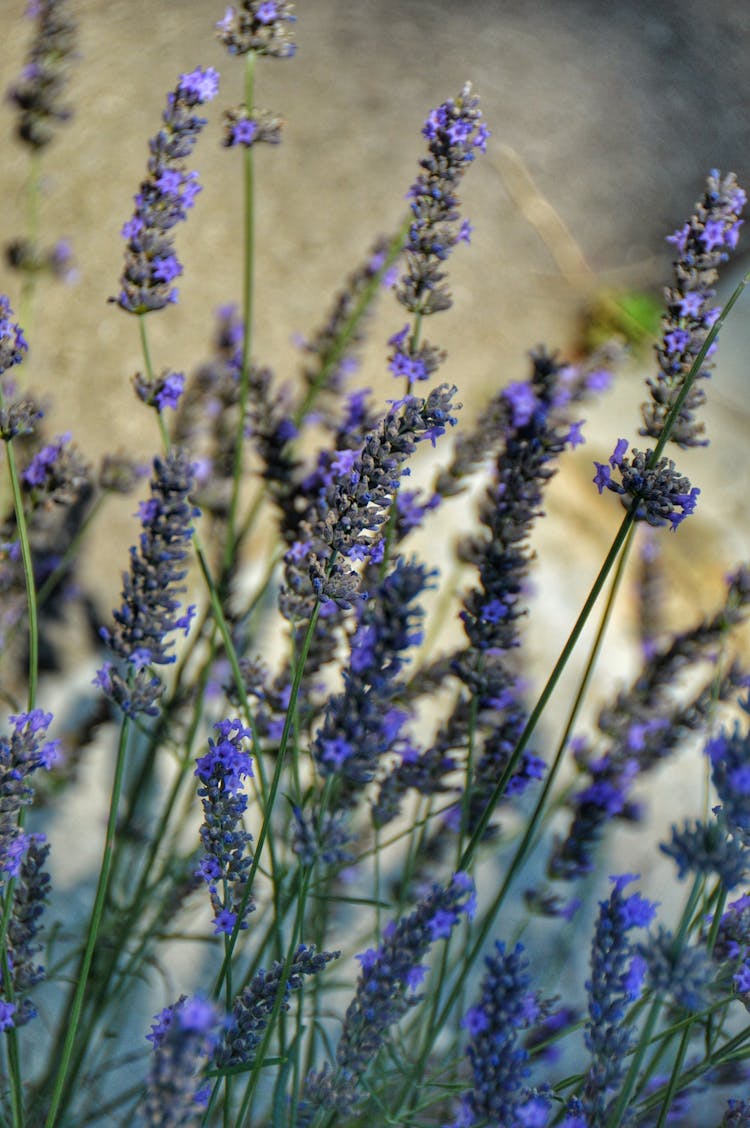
(44, 716), (132, 1127)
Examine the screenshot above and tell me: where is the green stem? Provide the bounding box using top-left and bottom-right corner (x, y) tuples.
(224, 51), (256, 579)
(44, 716), (132, 1127)
(1, 433), (39, 711)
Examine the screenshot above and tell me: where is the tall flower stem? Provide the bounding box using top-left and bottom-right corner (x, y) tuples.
(43, 716), (132, 1127)
(224, 51), (256, 580)
(0, 396), (39, 711)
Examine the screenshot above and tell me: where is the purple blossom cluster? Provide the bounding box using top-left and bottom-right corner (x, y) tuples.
(301, 873), (476, 1119)
(1, 831), (51, 1030)
(281, 383), (459, 617)
(142, 995), (220, 1123)
(116, 66), (219, 314)
(593, 440), (700, 530)
(312, 558), (433, 813)
(713, 893), (750, 1006)
(6, 0), (76, 151)
(397, 82), (488, 317)
(194, 718), (255, 935)
(576, 875), (657, 1124)
(452, 940), (544, 1128)
(216, 1), (297, 58)
(216, 944), (338, 1069)
(0, 295), (29, 377)
(221, 105), (284, 148)
(642, 170), (746, 448)
(707, 707), (750, 846)
(95, 448), (198, 717)
(550, 567), (750, 881)
(0, 710), (58, 881)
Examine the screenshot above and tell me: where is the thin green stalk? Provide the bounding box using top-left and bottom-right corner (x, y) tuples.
(44, 716), (132, 1127)
(1, 432), (39, 710)
(20, 151), (42, 331)
(224, 51), (256, 577)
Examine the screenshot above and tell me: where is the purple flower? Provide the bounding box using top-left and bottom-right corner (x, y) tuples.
(396, 83), (488, 316)
(216, 1), (296, 58)
(141, 995), (220, 1123)
(312, 559), (433, 816)
(97, 449), (198, 714)
(7, 0), (77, 151)
(593, 441), (699, 531)
(216, 945), (339, 1069)
(0, 711), (58, 881)
(195, 719), (255, 934)
(0, 832), (50, 1028)
(643, 170), (746, 447)
(707, 709), (750, 845)
(0, 295), (29, 376)
(580, 875), (657, 1123)
(302, 874), (475, 1119)
(116, 68), (218, 314)
(453, 941), (542, 1128)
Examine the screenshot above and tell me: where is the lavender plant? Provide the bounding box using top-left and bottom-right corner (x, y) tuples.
(2, 4), (750, 1128)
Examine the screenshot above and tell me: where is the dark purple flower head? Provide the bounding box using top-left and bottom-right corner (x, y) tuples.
(708, 713), (750, 846)
(303, 874), (474, 1119)
(397, 83), (488, 316)
(578, 876), (657, 1122)
(142, 995), (220, 1123)
(116, 68), (218, 314)
(7, 0), (77, 150)
(221, 106), (283, 148)
(97, 449), (198, 713)
(217, 1), (297, 58)
(1, 833), (51, 1029)
(642, 170), (746, 448)
(0, 296), (29, 377)
(195, 718), (255, 934)
(454, 940), (542, 1128)
(216, 945), (339, 1069)
(177, 66), (219, 104)
(593, 440), (699, 531)
(661, 816), (748, 889)
(0, 711), (58, 881)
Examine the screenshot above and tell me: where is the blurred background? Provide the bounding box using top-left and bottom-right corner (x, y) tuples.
(3, 0), (750, 889)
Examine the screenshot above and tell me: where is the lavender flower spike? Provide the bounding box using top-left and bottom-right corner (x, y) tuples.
(141, 995), (221, 1124)
(7, 0), (77, 151)
(217, 1), (297, 59)
(580, 874), (657, 1124)
(0, 295), (29, 376)
(0, 710), (59, 883)
(300, 873), (476, 1120)
(642, 170), (746, 448)
(194, 718), (255, 935)
(216, 944), (339, 1069)
(95, 448), (198, 717)
(397, 83), (488, 317)
(453, 940), (542, 1128)
(116, 67), (219, 314)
